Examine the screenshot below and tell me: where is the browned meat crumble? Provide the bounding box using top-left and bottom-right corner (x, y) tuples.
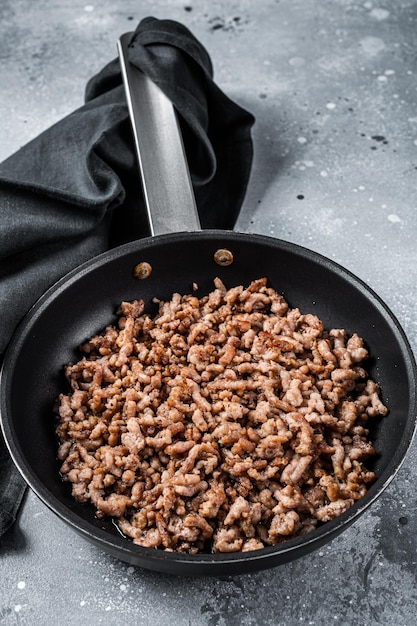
(55, 278), (388, 553)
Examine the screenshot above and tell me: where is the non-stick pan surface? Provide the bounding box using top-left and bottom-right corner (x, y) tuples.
(1, 229), (416, 576)
(1, 34), (416, 576)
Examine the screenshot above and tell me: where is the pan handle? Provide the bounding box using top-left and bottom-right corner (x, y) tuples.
(118, 32), (201, 236)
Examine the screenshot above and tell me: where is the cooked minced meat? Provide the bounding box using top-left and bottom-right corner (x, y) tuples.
(55, 277), (388, 553)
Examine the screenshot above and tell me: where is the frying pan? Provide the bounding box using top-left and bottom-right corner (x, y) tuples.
(1, 33), (416, 577)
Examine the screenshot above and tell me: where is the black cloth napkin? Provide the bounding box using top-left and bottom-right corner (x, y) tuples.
(0, 17), (255, 538)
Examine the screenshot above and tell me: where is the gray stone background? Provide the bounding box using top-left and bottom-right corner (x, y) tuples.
(1, 0), (416, 624)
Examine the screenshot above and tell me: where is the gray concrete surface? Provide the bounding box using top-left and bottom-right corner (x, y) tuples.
(1, 0), (417, 624)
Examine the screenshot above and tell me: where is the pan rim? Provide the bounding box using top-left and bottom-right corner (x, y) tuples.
(1, 229), (416, 571)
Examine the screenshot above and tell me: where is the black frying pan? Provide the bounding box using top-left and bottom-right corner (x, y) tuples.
(1, 34), (416, 577)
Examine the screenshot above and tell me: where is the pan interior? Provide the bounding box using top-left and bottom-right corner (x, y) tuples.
(1, 231), (416, 567)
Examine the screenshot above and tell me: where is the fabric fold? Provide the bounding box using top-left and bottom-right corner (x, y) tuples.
(0, 16), (255, 539)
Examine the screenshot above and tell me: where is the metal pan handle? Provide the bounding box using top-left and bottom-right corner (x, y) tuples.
(117, 32), (201, 236)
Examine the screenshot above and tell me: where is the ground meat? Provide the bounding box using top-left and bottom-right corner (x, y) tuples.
(54, 277), (388, 553)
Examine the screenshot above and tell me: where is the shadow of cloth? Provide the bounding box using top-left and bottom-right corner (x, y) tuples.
(233, 95), (293, 229)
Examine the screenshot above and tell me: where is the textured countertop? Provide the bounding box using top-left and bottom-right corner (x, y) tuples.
(1, 1), (417, 624)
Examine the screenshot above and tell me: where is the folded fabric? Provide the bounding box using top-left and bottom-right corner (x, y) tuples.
(0, 17), (255, 538)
